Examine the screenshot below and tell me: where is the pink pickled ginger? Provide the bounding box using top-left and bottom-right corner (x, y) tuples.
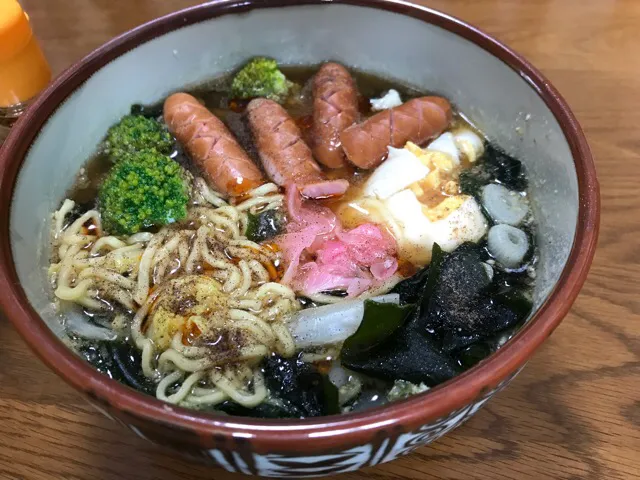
(277, 186), (398, 297)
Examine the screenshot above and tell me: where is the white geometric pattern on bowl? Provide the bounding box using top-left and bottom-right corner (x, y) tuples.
(86, 367), (522, 477)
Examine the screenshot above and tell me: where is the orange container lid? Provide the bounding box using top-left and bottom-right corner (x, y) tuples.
(0, 0), (33, 63)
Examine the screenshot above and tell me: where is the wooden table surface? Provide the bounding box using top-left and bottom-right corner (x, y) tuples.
(1, 0), (638, 479)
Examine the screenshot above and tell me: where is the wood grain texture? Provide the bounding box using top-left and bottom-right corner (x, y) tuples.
(1, 0), (638, 478)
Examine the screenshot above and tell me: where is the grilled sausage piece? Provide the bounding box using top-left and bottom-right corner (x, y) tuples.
(312, 62), (359, 169)
(246, 98), (349, 199)
(164, 93), (265, 197)
(340, 96), (452, 169)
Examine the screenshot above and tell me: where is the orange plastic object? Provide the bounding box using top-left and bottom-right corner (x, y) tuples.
(0, 0), (51, 107)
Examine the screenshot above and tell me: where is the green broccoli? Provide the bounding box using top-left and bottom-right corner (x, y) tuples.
(98, 151), (189, 235)
(230, 57), (293, 103)
(103, 115), (174, 162)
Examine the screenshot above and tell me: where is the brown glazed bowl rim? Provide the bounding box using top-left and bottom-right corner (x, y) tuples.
(0, 0), (599, 452)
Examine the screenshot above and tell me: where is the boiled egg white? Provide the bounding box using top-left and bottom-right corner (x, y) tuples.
(427, 132), (460, 165)
(363, 146), (430, 200)
(343, 133), (488, 268)
(370, 89), (403, 111)
(426, 129), (485, 165)
(454, 129), (485, 163)
(384, 189), (487, 265)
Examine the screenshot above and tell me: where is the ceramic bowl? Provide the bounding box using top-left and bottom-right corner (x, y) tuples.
(0, 0), (599, 476)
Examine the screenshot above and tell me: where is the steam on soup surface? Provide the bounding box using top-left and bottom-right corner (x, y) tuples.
(49, 59), (536, 418)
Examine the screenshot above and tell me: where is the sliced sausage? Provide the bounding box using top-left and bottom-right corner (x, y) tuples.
(246, 98), (349, 199)
(163, 93), (265, 197)
(340, 96), (452, 169)
(312, 62), (359, 169)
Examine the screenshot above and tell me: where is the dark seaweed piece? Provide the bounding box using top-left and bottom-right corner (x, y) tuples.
(79, 343), (113, 376)
(459, 143), (528, 199)
(319, 290), (348, 298)
(342, 328), (460, 386)
(483, 143), (528, 191)
(245, 209), (285, 243)
(343, 240), (533, 383)
(421, 245), (495, 333)
(78, 340), (155, 394)
(420, 243), (446, 313)
(457, 342), (494, 369)
(441, 332), (484, 354)
(342, 300), (414, 356)
(110, 342), (156, 394)
(488, 267), (534, 318)
(459, 169), (489, 198)
(406, 244), (485, 334)
(215, 399), (303, 419)
(391, 265), (431, 304)
(390, 243), (444, 306)
(342, 244), (459, 386)
(130, 102), (164, 119)
(419, 244), (528, 353)
(322, 376), (341, 415)
(493, 289), (533, 319)
(297, 297), (321, 310)
(436, 300), (518, 353)
(262, 355), (338, 417)
(59, 201), (97, 230)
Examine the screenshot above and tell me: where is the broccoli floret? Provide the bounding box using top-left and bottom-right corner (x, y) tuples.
(231, 57), (293, 102)
(98, 151), (189, 235)
(103, 115), (174, 162)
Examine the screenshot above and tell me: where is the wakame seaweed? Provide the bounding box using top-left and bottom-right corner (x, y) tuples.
(343, 327), (461, 385)
(130, 102), (165, 119)
(459, 142), (528, 198)
(216, 399), (303, 419)
(343, 242), (533, 386)
(390, 243), (444, 305)
(343, 245), (461, 385)
(262, 355), (339, 417)
(484, 144), (528, 191)
(419, 243), (445, 314)
(245, 209), (285, 242)
(342, 300), (414, 356)
(419, 244), (531, 353)
(322, 376), (341, 415)
(391, 266), (431, 304)
(78, 341), (155, 394)
(214, 355), (340, 419)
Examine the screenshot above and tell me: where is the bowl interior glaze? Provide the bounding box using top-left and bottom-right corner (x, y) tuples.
(11, 4), (577, 329)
